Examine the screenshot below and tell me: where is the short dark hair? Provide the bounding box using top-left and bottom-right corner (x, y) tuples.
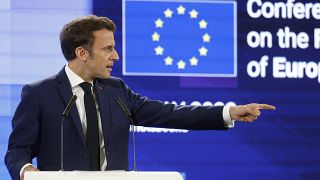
(60, 15), (116, 61)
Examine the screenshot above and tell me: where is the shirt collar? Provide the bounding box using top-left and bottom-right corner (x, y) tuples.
(65, 64), (93, 88)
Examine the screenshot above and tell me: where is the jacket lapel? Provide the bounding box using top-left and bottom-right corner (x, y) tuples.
(56, 68), (87, 148)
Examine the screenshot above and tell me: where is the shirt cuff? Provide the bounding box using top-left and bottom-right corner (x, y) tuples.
(20, 163), (34, 177)
(223, 105), (235, 128)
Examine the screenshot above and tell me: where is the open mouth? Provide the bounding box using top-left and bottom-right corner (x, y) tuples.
(106, 65), (113, 71)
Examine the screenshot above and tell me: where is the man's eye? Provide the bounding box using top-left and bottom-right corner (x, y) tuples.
(105, 48), (113, 53)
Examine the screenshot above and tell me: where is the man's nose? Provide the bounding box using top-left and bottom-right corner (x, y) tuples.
(111, 49), (119, 61)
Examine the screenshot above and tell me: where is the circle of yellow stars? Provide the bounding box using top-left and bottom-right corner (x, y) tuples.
(151, 5), (211, 70)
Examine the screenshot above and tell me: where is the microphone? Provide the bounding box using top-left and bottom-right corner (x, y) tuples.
(115, 97), (137, 171)
(62, 95), (77, 116)
(61, 95), (77, 171)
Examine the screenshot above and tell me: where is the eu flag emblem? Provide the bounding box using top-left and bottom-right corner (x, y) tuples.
(123, 0), (237, 77)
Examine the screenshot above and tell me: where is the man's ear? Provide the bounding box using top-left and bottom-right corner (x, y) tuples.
(75, 47), (88, 62)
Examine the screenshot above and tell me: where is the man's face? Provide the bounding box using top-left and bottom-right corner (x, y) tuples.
(85, 29), (119, 79)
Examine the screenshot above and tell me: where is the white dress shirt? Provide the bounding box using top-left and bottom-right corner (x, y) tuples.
(223, 106), (235, 128)
(65, 64), (107, 170)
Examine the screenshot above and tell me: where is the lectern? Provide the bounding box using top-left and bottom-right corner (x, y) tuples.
(24, 171), (183, 180)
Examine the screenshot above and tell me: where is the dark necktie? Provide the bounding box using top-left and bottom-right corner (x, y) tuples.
(79, 82), (100, 170)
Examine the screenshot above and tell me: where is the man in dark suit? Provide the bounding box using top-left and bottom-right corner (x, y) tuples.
(4, 15), (275, 180)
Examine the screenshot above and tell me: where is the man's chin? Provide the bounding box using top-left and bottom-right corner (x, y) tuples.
(99, 74), (111, 79)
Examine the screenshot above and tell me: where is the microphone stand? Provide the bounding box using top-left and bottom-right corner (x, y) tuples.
(115, 97), (137, 171)
(60, 95), (77, 171)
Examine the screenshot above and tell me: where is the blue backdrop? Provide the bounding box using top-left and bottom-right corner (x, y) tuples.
(1, 0), (320, 179)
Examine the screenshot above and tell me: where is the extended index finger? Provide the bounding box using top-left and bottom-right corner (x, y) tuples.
(256, 104), (276, 110)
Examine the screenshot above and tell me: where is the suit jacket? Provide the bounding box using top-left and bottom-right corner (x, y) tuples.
(5, 68), (227, 180)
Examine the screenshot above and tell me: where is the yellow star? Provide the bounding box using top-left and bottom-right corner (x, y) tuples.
(152, 32), (160, 42)
(189, 56), (198, 66)
(202, 33), (211, 43)
(177, 60), (186, 70)
(155, 18), (164, 28)
(164, 56), (173, 65)
(164, 8), (173, 18)
(199, 19), (208, 29)
(154, 46), (164, 55)
(198, 46), (208, 56)
(189, 9), (199, 19)
(177, 5), (186, 15)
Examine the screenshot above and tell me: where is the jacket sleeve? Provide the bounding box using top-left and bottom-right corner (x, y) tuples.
(5, 85), (40, 180)
(119, 79), (228, 130)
